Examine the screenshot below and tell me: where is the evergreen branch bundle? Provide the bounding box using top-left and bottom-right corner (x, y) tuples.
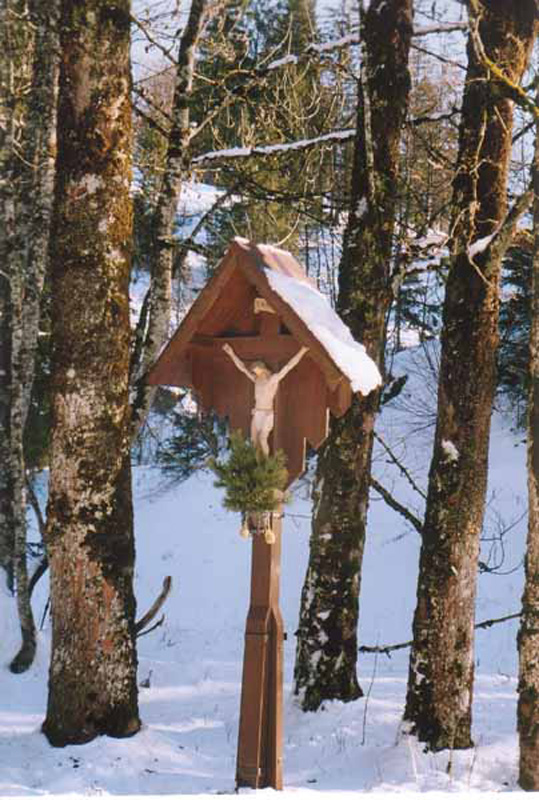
(209, 431), (289, 515)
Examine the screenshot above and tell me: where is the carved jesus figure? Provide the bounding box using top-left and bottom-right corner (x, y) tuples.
(223, 343), (308, 455)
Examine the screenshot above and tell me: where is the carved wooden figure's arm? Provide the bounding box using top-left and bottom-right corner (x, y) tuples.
(223, 343), (255, 382)
(276, 346), (308, 382)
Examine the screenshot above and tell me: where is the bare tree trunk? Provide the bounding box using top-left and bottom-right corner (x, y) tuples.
(0, 279), (12, 589)
(19, 0), (59, 427)
(12, 0), (58, 673)
(130, 0), (210, 436)
(404, 0), (537, 751)
(9, 268), (36, 672)
(42, 0), (140, 745)
(0, 3), (36, 665)
(518, 93), (539, 792)
(294, 0), (413, 711)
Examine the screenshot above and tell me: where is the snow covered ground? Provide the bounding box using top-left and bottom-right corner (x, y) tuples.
(0, 342), (530, 799)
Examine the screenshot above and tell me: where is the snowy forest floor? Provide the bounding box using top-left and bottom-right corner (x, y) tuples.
(0, 347), (531, 798)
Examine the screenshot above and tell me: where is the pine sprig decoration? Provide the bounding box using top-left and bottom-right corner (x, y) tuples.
(209, 431), (289, 514)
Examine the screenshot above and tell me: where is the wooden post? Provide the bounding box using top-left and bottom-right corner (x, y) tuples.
(235, 510), (284, 790)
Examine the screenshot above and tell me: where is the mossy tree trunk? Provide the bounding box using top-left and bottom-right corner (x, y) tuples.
(0, 0), (59, 671)
(293, 0), (413, 711)
(404, 0), (537, 751)
(42, 0), (140, 746)
(518, 95), (539, 792)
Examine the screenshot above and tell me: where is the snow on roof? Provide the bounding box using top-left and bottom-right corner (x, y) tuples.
(264, 265), (382, 396)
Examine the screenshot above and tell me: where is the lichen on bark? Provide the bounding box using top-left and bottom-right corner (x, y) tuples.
(404, 0), (538, 752)
(42, 0), (140, 745)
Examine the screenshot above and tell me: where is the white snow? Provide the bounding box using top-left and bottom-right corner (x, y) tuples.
(306, 34), (360, 55)
(356, 197), (367, 218)
(414, 22), (468, 37)
(177, 182), (225, 218)
(264, 263), (382, 395)
(79, 174), (101, 194)
(468, 233), (496, 259)
(194, 130), (356, 166)
(412, 228), (447, 251)
(267, 55), (298, 70)
(441, 438), (459, 463)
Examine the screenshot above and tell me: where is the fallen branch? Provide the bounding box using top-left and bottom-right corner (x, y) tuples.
(359, 611), (521, 656)
(135, 576), (172, 634)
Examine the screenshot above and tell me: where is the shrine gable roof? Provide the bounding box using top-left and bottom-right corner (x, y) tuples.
(147, 237), (381, 396)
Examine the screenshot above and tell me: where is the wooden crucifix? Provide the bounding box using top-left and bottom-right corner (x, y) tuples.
(222, 342), (308, 456)
(147, 238), (381, 791)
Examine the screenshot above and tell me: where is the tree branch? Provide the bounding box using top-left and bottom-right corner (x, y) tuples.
(131, 13), (177, 65)
(26, 475), (45, 539)
(25, 476), (48, 599)
(413, 23), (467, 37)
(373, 431), (427, 500)
(359, 612), (521, 656)
(133, 102), (169, 139)
(370, 477), (423, 534)
(135, 575), (172, 634)
(137, 615), (165, 638)
(193, 128), (355, 166)
(489, 185), (534, 265)
(28, 556), (48, 598)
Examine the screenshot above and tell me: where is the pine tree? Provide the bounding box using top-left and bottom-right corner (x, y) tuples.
(498, 246), (531, 427)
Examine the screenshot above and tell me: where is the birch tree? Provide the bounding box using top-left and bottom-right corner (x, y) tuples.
(0, 0), (59, 672)
(294, 0), (413, 711)
(130, 0), (212, 436)
(404, 0), (537, 751)
(42, 0), (140, 745)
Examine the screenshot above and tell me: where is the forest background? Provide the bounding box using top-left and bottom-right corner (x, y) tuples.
(2, 0), (539, 794)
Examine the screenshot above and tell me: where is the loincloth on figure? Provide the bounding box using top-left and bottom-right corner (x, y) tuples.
(251, 408), (274, 427)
